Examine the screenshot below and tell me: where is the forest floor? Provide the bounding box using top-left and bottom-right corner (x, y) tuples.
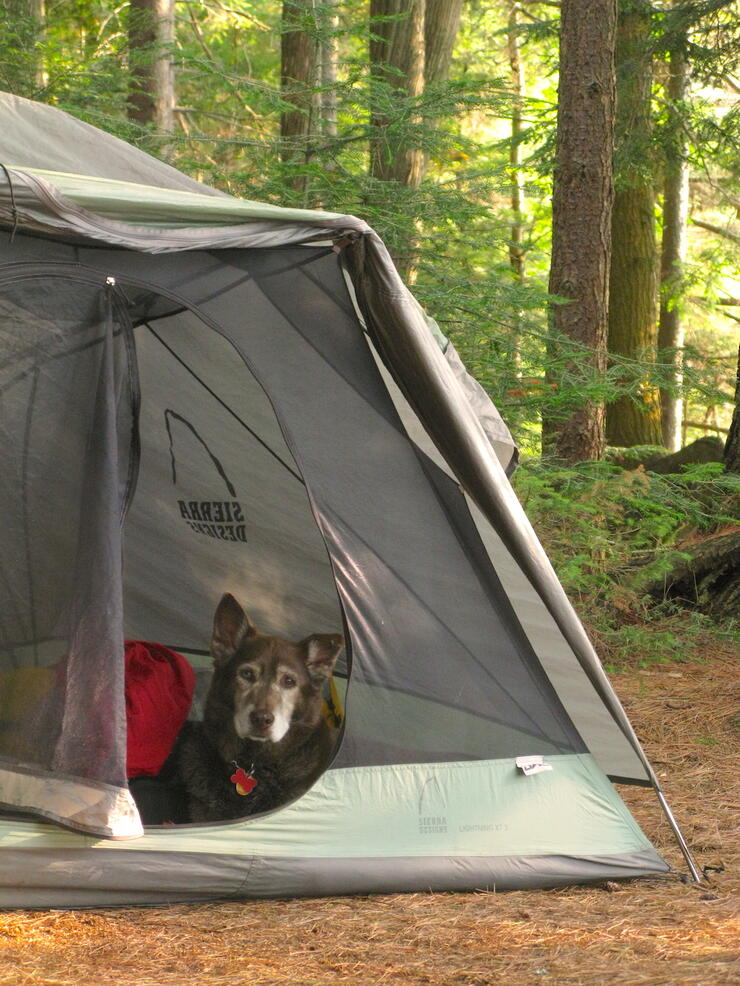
(0, 645), (737, 986)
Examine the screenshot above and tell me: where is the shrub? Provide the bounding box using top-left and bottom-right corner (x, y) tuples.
(512, 458), (739, 667)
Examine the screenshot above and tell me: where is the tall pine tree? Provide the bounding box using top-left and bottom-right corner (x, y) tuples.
(544, 0), (618, 463)
(606, 0), (662, 448)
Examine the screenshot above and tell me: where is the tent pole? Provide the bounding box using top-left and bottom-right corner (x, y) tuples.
(654, 786), (704, 883)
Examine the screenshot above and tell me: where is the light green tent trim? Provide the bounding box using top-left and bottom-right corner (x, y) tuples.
(0, 757), (660, 862)
(15, 166), (361, 229)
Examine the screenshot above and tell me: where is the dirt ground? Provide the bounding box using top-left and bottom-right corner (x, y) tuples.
(1, 648), (737, 986)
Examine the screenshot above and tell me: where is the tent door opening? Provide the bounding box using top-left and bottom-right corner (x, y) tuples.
(121, 289), (348, 826)
(0, 265), (347, 836)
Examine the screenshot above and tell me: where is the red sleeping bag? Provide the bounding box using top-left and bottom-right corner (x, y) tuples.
(125, 640), (195, 778)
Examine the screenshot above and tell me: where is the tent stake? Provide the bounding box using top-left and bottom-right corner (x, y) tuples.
(655, 786), (704, 883)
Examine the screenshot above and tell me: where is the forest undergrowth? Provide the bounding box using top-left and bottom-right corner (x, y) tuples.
(513, 456), (739, 669)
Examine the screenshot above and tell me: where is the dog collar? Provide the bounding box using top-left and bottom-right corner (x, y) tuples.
(230, 760), (257, 796)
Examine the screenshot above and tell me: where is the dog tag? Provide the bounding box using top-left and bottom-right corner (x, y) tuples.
(230, 766), (257, 796)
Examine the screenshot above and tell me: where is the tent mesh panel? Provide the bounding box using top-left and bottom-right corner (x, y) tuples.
(0, 273), (135, 789)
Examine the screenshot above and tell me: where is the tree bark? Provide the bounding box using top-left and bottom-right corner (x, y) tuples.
(318, 0), (339, 140)
(369, 0), (462, 182)
(128, 0), (175, 132)
(723, 344), (740, 473)
(368, 0), (462, 280)
(27, 0), (44, 91)
(424, 0), (463, 88)
(507, 2), (527, 374)
(658, 34), (691, 451)
(508, 2), (526, 284)
(369, 0), (427, 188)
(606, 0), (662, 448)
(543, 0), (618, 463)
(280, 0), (317, 167)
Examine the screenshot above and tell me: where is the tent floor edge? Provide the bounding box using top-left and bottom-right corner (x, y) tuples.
(0, 847), (671, 909)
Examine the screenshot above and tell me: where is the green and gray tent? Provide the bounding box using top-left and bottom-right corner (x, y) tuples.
(0, 93), (696, 907)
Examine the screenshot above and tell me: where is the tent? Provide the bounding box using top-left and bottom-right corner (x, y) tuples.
(0, 93), (698, 907)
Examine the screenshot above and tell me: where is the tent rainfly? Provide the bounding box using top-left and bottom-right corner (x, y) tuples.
(0, 93), (699, 908)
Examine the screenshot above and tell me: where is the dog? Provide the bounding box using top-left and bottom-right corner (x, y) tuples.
(177, 593), (344, 823)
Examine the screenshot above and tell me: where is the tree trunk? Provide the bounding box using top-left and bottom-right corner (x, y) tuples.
(318, 0), (339, 140)
(1, 0), (47, 96)
(658, 35), (691, 451)
(369, 0), (426, 188)
(424, 0), (463, 88)
(369, 0), (462, 181)
(368, 0), (462, 280)
(723, 344), (740, 473)
(280, 0), (317, 168)
(128, 0), (175, 132)
(542, 0), (618, 463)
(507, 2), (526, 374)
(30, 0), (44, 84)
(508, 2), (526, 284)
(606, 1), (662, 448)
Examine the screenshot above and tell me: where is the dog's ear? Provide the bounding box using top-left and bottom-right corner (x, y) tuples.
(211, 593), (255, 665)
(302, 633), (344, 680)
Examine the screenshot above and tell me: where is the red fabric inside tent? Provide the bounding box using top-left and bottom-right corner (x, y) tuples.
(125, 640), (195, 778)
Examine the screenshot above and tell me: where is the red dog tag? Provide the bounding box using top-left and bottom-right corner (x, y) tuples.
(230, 767), (257, 796)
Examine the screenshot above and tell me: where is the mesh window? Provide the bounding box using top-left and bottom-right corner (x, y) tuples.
(0, 273), (139, 835)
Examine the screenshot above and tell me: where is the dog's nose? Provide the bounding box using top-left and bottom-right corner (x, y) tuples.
(250, 710), (274, 729)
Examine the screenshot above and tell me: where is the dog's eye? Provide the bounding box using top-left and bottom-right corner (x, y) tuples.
(281, 673), (297, 689)
(238, 666), (256, 683)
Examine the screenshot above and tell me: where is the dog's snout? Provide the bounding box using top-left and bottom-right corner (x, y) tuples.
(250, 710), (275, 729)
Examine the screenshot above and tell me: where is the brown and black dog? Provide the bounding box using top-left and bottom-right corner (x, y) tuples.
(177, 593), (344, 823)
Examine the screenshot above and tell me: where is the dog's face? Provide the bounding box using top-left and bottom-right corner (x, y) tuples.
(210, 593), (343, 745)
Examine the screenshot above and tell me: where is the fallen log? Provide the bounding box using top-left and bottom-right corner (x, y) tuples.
(608, 437), (725, 473)
(645, 530), (740, 618)
(647, 437), (723, 474)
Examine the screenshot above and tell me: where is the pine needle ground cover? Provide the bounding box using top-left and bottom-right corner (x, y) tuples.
(0, 646), (737, 986)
